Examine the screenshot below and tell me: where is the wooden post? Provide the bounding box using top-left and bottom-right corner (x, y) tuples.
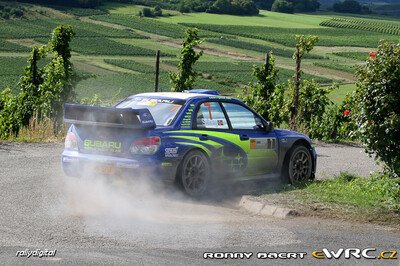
(155, 50), (160, 92)
(265, 51), (269, 76)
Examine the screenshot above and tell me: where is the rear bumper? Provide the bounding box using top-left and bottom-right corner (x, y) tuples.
(61, 150), (177, 182)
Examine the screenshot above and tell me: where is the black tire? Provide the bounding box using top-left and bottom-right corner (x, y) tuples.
(282, 145), (313, 184)
(178, 150), (211, 197)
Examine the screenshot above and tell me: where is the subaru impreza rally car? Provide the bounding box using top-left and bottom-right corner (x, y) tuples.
(62, 89), (316, 197)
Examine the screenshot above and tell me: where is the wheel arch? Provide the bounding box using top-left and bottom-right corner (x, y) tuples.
(174, 147), (212, 183)
(281, 138), (314, 177)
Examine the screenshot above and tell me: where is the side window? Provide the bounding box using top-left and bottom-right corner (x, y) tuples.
(195, 102), (228, 129)
(222, 102), (262, 130)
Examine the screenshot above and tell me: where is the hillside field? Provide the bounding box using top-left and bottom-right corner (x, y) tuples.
(0, 2), (398, 104)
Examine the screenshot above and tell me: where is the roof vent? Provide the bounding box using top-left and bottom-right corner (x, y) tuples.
(185, 89), (220, 95)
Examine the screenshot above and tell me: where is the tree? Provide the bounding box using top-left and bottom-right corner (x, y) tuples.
(241, 52), (278, 121)
(333, 0), (363, 14)
(289, 35), (318, 131)
(355, 41), (400, 176)
(1, 24), (75, 137)
(47, 25), (76, 133)
(170, 28), (203, 92)
(271, 0), (294, 13)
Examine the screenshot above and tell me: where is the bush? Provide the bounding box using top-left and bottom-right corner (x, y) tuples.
(0, 89), (22, 139)
(142, 7), (153, 17)
(355, 41), (400, 176)
(312, 93), (359, 141)
(297, 80), (333, 138)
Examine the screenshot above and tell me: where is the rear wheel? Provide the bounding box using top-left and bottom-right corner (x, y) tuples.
(178, 150), (211, 197)
(283, 145), (313, 184)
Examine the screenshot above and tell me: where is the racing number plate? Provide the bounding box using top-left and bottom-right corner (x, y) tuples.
(97, 164), (116, 175)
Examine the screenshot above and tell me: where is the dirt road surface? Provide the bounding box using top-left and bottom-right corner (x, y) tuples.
(0, 142), (397, 265)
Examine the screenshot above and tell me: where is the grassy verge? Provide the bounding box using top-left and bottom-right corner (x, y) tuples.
(260, 172), (400, 227)
(5, 117), (65, 143)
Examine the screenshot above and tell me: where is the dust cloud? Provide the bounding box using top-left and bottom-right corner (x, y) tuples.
(59, 165), (237, 237)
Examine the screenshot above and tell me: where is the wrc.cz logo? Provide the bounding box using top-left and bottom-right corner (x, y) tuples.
(312, 248), (397, 260)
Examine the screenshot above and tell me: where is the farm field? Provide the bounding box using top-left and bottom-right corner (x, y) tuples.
(0, 2), (398, 105)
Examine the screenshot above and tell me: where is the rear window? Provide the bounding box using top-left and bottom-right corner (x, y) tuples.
(116, 97), (185, 126)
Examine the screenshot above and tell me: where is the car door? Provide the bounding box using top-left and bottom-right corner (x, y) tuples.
(221, 102), (279, 176)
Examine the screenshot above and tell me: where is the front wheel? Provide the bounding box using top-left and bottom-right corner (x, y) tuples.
(178, 150), (211, 197)
(284, 145), (313, 183)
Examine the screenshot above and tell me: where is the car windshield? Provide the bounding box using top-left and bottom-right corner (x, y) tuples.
(116, 97), (185, 126)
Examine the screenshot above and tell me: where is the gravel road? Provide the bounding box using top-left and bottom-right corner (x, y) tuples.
(0, 142), (397, 265)
(314, 142), (381, 179)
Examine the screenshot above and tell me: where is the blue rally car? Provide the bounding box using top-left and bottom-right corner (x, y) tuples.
(62, 90), (316, 197)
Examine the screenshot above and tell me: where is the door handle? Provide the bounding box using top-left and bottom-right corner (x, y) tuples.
(199, 134), (208, 141)
(240, 135), (249, 141)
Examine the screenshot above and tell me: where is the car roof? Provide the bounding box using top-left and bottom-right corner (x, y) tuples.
(131, 92), (230, 101)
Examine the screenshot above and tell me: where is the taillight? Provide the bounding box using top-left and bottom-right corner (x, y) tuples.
(65, 132), (78, 150)
(130, 136), (161, 155)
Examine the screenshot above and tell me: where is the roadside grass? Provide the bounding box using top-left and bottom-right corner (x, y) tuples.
(260, 172), (400, 226)
(295, 173), (400, 211)
(8, 117), (65, 143)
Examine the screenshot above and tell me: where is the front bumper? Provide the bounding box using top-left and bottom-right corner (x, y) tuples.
(311, 147), (317, 174)
(61, 150), (177, 182)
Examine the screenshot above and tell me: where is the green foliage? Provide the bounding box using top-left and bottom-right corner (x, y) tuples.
(290, 35), (319, 131)
(170, 28), (203, 92)
(321, 17), (400, 36)
(271, 0), (294, 13)
(207, 0), (259, 15)
(0, 3), (25, 19)
(355, 41), (400, 176)
(313, 93), (358, 140)
(140, 6), (163, 17)
(294, 34), (319, 58)
(268, 84), (287, 127)
(183, 23), (399, 47)
(332, 0), (370, 14)
(241, 53), (278, 120)
(0, 24), (76, 138)
(298, 80), (334, 138)
(0, 88), (22, 138)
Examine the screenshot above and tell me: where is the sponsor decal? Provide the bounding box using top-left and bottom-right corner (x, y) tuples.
(165, 147), (179, 158)
(84, 139), (122, 152)
(181, 104), (195, 128)
(250, 138), (277, 150)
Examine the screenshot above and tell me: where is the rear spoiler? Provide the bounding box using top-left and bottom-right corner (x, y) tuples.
(64, 104), (156, 129)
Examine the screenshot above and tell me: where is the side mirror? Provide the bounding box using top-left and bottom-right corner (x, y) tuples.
(264, 121), (273, 132)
